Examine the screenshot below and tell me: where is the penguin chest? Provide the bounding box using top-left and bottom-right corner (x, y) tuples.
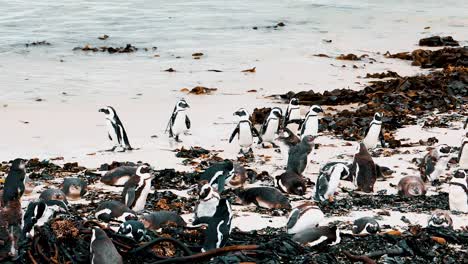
(429, 157), (450, 181)
(172, 111), (187, 135)
(133, 181), (152, 212)
(302, 116), (319, 137)
(197, 198), (219, 218)
(325, 172), (341, 198)
(459, 144), (468, 169)
(289, 108), (301, 121)
(106, 120), (119, 144)
(449, 179), (468, 212)
(238, 122), (253, 147)
(363, 124), (381, 149)
(263, 119), (279, 142)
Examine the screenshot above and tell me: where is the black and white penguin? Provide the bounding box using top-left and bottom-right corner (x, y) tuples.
(428, 210), (453, 228)
(61, 177), (87, 200)
(419, 144), (451, 183)
(260, 107), (282, 146)
(276, 127), (301, 167)
(101, 166), (137, 186)
(39, 188), (68, 204)
(194, 184), (220, 222)
(299, 105), (323, 139)
(117, 220), (147, 242)
(287, 135), (315, 175)
(122, 165), (155, 212)
(140, 211), (187, 230)
(275, 171), (306, 195)
(315, 163), (349, 202)
(286, 202), (324, 234)
(229, 109), (262, 154)
(352, 217), (380, 235)
(98, 106), (132, 151)
(166, 99), (191, 142)
(200, 160), (234, 192)
(194, 199), (233, 252)
(90, 228), (123, 264)
(236, 187), (291, 209)
(23, 200), (68, 238)
(458, 131), (468, 170)
(95, 201), (137, 223)
(292, 225), (341, 247)
(362, 112), (386, 150)
(398, 176), (426, 197)
(2, 158), (26, 204)
(449, 170), (467, 213)
(283, 98), (301, 128)
(350, 143), (377, 193)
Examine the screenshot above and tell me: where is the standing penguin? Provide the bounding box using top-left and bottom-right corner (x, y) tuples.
(419, 144), (451, 183)
(283, 98), (301, 129)
(200, 160), (234, 192)
(194, 184), (221, 221)
(287, 135), (315, 175)
(276, 127), (300, 168)
(2, 158), (26, 204)
(315, 163), (349, 202)
(61, 177), (87, 200)
(286, 202), (324, 234)
(449, 170), (467, 213)
(98, 106), (132, 151)
(458, 132), (468, 170)
(166, 99), (191, 142)
(90, 228), (123, 264)
(229, 109), (262, 154)
(350, 143), (377, 193)
(300, 105), (323, 139)
(122, 165), (155, 212)
(260, 107), (282, 146)
(362, 112), (386, 150)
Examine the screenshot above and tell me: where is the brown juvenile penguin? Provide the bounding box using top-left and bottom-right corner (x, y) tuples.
(227, 163), (248, 188)
(236, 187), (291, 209)
(276, 171), (307, 195)
(140, 211), (186, 230)
(398, 176), (426, 197)
(350, 143), (377, 193)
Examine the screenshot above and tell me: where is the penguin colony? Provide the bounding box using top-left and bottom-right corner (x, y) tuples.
(0, 97), (467, 263)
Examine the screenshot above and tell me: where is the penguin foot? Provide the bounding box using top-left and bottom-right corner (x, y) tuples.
(174, 136), (182, 143)
(105, 146), (117, 152)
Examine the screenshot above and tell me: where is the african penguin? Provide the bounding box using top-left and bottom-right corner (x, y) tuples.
(140, 211), (186, 230)
(61, 177), (87, 200)
(286, 202), (324, 235)
(449, 170), (467, 213)
(122, 165), (155, 212)
(98, 106), (132, 152)
(275, 171), (306, 195)
(292, 225), (341, 247)
(362, 112), (386, 150)
(95, 201), (137, 223)
(23, 200), (68, 238)
(287, 135), (315, 175)
(350, 143), (377, 193)
(352, 217), (380, 235)
(235, 187), (291, 209)
(260, 107), (282, 146)
(428, 210), (453, 228)
(2, 158), (26, 204)
(300, 105), (323, 139)
(397, 176), (426, 197)
(229, 108), (262, 154)
(276, 127), (300, 168)
(117, 220), (147, 241)
(23, 174), (34, 196)
(39, 188), (68, 204)
(419, 144), (451, 183)
(226, 163), (248, 189)
(459, 132), (468, 169)
(283, 98), (302, 132)
(166, 98), (191, 142)
(90, 228), (123, 264)
(194, 184), (220, 222)
(315, 163), (349, 202)
(200, 160), (234, 192)
(101, 165), (138, 186)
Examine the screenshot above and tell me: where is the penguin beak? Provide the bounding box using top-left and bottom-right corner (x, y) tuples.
(98, 108), (104, 112)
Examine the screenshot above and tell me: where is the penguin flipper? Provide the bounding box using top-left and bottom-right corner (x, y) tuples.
(315, 174), (328, 201)
(120, 126), (132, 149)
(108, 133), (113, 141)
(185, 115), (191, 129)
(112, 122), (123, 145)
(286, 209), (300, 230)
(229, 125), (240, 143)
(124, 188), (136, 208)
(363, 125), (371, 138)
(193, 216), (211, 226)
(260, 119), (269, 135)
(379, 131), (386, 148)
(251, 125), (263, 143)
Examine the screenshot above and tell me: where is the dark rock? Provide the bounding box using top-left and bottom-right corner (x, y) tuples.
(419, 36), (459, 47)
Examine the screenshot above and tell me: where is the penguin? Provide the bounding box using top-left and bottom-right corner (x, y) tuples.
(449, 170), (467, 213)
(419, 144), (451, 183)
(275, 171), (306, 195)
(98, 106), (132, 151)
(101, 166), (137, 186)
(117, 220), (147, 241)
(350, 143), (377, 193)
(2, 158), (26, 204)
(121, 165), (155, 212)
(287, 135), (315, 175)
(140, 211), (186, 230)
(292, 225), (341, 247)
(236, 187), (291, 209)
(95, 201), (137, 223)
(61, 177), (87, 200)
(362, 112), (386, 150)
(286, 202), (324, 234)
(299, 105), (323, 139)
(193, 199), (233, 252)
(229, 109), (262, 154)
(194, 184), (221, 222)
(90, 228), (123, 264)
(260, 107), (282, 146)
(428, 210), (453, 228)
(315, 163), (349, 202)
(23, 200), (68, 238)
(397, 176), (426, 197)
(200, 160), (234, 192)
(166, 99), (191, 142)
(283, 98), (301, 128)
(276, 127), (301, 168)
(39, 188), (68, 204)
(352, 217), (380, 235)
(23, 174), (34, 196)
(458, 131), (468, 169)
(226, 163), (248, 189)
